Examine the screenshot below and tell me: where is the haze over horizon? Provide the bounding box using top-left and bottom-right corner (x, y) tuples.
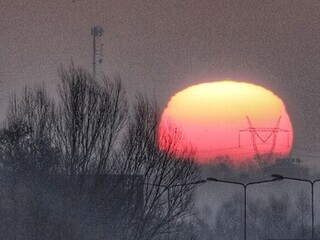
(2, 0), (320, 169)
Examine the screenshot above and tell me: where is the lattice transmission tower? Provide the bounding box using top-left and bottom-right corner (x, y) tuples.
(91, 26), (104, 82)
(238, 116), (290, 161)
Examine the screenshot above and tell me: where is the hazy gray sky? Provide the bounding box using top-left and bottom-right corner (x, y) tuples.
(2, 0), (320, 166)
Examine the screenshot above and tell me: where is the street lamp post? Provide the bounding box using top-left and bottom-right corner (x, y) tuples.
(271, 174), (320, 239)
(207, 177), (280, 240)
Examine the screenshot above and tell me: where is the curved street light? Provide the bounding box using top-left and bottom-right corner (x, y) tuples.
(207, 177), (281, 240)
(271, 174), (320, 239)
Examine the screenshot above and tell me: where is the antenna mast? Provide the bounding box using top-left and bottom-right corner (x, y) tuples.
(91, 26), (104, 82)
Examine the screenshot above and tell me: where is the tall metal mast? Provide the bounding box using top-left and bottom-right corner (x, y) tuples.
(91, 26), (103, 82)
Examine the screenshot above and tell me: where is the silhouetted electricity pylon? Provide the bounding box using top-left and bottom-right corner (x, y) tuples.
(239, 116), (290, 161)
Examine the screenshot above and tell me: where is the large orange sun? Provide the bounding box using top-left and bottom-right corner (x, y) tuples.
(158, 80), (293, 164)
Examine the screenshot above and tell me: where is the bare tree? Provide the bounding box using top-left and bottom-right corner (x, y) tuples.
(112, 96), (198, 240)
(0, 86), (64, 240)
(0, 65), (199, 240)
(49, 66), (198, 240)
(52, 65), (127, 176)
(0, 86), (59, 173)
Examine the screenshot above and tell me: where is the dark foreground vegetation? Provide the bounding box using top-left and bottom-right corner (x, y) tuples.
(197, 156), (320, 240)
(0, 65), (198, 240)
(0, 64), (319, 240)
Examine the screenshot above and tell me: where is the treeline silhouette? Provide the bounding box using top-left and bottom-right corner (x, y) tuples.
(1, 64), (318, 240)
(195, 191), (312, 240)
(196, 156), (320, 240)
(0, 64), (198, 240)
